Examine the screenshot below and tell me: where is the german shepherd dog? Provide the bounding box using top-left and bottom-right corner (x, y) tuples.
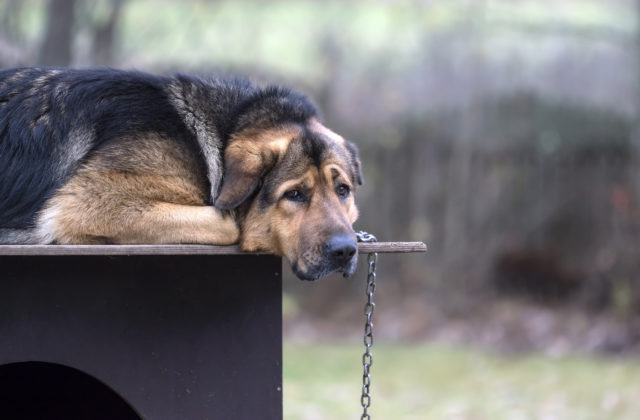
(0, 68), (363, 280)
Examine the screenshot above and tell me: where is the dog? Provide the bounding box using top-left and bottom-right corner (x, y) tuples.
(0, 67), (363, 280)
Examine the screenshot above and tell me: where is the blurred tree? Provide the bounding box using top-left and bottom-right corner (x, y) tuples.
(76, 0), (127, 66)
(91, 0), (124, 65)
(36, 0), (126, 67)
(0, 0), (30, 66)
(39, 0), (75, 66)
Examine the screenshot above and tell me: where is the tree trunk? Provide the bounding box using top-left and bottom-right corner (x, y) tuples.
(39, 0), (75, 66)
(91, 0), (125, 65)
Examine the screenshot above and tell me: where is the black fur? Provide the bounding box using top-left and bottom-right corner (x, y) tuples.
(0, 67), (318, 230)
(232, 85), (318, 133)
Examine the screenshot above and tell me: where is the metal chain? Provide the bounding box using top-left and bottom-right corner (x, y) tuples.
(356, 231), (378, 420)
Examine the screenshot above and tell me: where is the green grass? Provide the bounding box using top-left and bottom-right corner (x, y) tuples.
(284, 341), (640, 420)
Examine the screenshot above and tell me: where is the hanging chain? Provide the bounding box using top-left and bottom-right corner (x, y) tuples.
(356, 231), (378, 420)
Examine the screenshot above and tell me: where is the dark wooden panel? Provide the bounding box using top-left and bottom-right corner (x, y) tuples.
(0, 255), (282, 420)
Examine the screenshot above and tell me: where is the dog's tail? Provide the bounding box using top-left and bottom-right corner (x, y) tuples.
(0, 229), (43, 244)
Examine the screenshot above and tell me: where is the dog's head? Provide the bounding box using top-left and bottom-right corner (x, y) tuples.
(214, 91), (362, 280)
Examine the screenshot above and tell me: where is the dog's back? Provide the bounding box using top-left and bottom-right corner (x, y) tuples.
(0, 68), (194, 232)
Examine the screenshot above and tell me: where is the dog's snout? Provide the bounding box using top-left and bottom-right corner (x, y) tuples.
(325, 235), (357, 265)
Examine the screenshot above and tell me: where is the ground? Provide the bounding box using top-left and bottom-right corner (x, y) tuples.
(284, 341), (640, 420)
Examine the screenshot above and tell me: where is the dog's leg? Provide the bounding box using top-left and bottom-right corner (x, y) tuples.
(110, 202), (239, 245)
(38, 199), (239, 245)
(36, 167), (240, 245)
(34, 134), (240, 245)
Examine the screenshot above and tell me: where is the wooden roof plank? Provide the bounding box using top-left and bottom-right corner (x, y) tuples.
(0, 242), (426, 256)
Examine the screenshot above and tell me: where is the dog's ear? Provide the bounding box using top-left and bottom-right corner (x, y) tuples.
(214, 128), (295, 210)
(214, 140), (274, 210)
(345, 140), (364, 186)
(214, 146), (267, 210)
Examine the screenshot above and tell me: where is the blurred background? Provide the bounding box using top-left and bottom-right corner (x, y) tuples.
(2, 0), (640, 418)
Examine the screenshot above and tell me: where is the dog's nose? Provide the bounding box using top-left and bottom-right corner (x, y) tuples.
(325, 235), (357, 265)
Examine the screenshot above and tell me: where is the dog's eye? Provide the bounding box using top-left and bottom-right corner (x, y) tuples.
(283, 189), (306, 202)
(336, 184), (350, 198)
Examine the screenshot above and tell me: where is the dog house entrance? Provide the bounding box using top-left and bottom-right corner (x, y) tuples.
(0, 361), (141, 419)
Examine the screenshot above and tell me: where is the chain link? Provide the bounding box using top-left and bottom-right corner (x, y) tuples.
(356, 231), (378, 420)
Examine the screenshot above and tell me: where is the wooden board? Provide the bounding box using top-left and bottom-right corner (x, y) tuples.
(0, 242), (426, 256)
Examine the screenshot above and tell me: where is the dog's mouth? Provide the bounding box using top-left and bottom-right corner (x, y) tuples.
(288, 234), (359, 281)
(291, 252), (358, 281)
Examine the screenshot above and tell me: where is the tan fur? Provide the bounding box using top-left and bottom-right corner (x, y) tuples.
(241, 159), (358, 272)
(37, 135), (239, 244)
(237, 119), (360, 262)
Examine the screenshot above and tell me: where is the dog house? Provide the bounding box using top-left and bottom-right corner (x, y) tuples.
(0, 242), (424, 419)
